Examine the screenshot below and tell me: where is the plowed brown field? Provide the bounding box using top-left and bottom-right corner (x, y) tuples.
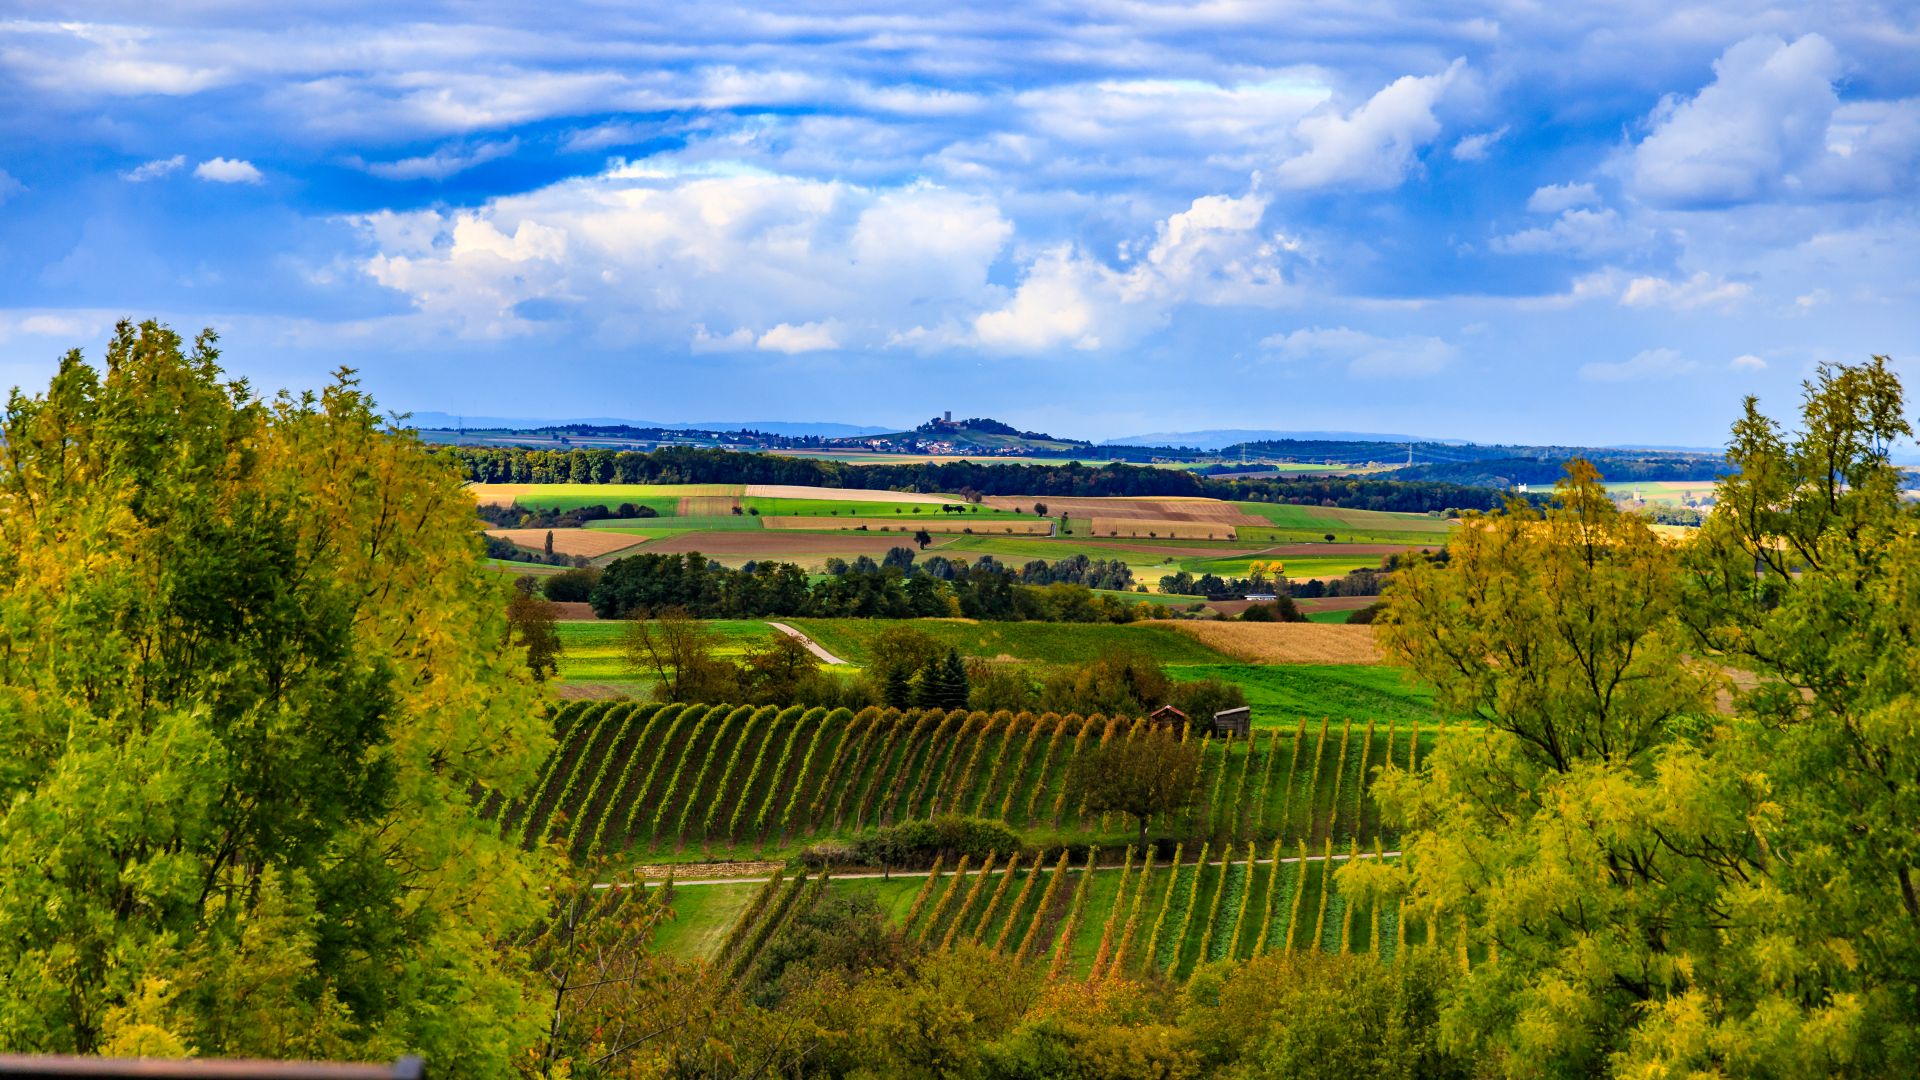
(485, 528), (651, 558)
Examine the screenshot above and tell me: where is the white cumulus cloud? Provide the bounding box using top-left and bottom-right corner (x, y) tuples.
(1730, 353), (1767, 371)
(756, 321), (841, 353)
(123, 155), (186, 181)
(1526, 182), (1599, 214)
(1260, 326), (1456, 378)
(1628, 34), (1920, 206)
(971, 191), (1291, 354)
(1579, 347), (1698, 382)
(1275, 60), (1465, 191)
(1451, 125), (1507, 162)
(361, 139), (518, 181)
(194, 157), (263, 183)
(1492, 207), (1651, 258)
(1620, 271), (1750, 311)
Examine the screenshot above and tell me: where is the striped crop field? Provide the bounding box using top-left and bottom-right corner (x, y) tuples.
(656, 839), (1446, 979)
(480, 703), (1444, 865)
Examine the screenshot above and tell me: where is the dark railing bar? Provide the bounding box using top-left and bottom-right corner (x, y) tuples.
(0, 1057), (422, 1079)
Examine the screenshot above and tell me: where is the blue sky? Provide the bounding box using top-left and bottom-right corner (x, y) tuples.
(1, 2), (1916, 444)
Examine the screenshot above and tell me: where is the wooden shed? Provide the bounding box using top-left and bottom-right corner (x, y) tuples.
(1149, 704), (1188, 732)
(1212, 706), (1252, 737)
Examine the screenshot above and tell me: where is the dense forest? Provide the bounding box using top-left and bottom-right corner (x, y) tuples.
(444, 444), (1520, 511)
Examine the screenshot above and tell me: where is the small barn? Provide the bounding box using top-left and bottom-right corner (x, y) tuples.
(1212, 706), (1252, 737)
(1149, 704), (1188, 732)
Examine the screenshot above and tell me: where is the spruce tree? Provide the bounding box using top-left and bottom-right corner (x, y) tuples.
(884, 664), (914, 709)
(938, 648), (970, 710)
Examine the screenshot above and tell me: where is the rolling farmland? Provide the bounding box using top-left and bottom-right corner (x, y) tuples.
(476, 481), (1453, 579)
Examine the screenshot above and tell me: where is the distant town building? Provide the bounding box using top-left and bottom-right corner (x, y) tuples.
(1243, 593), (1277, 602)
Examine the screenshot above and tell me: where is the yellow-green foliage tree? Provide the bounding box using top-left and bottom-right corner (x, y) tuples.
(0, 323), (552, 1070)
(1360, 357), (1920, 1078)
(1364, 458), (1722, 1076)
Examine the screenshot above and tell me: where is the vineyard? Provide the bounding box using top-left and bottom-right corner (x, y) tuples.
(482, 701), (1444, 864)
(709, 839), (1449, 984)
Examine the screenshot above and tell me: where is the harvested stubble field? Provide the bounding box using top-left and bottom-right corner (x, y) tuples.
(984, 495), (1265, 525)
(744, 485), (958, 503)
(1166, 622), (1382, 664)
(485, 528), (652, 559)
(1090, 517), (1238, 541)
(760, 516), (1054, 536)
(678, 495), (742, 516)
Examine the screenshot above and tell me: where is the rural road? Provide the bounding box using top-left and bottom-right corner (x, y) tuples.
(597, 848), (1402, 890)
(768, 622), (847, 665)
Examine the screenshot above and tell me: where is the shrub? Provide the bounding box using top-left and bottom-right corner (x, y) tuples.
(541, 565), (602, 603)
(852, 815), (1023, 869)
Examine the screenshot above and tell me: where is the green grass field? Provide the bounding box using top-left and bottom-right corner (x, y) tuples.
(493, 483), (742, 512)
(1173, 552), (1396, 578)
(648, 880), (759, 961)
(1164, 664), (1438, 727)
(1231, 502), (1455, 543)
(782, 618), (1234, 665)
(589, 514), (765, 532)
(555, 619), (778, 686)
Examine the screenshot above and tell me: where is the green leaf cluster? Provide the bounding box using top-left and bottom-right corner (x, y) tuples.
(0, 322), (552, 1071)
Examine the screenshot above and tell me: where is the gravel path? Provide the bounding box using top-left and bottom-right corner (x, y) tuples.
(596, 848), (1401, 889)
(768, 621), (848, 665)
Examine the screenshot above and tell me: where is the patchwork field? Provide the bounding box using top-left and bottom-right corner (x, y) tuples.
(475, 483), (1450, 585)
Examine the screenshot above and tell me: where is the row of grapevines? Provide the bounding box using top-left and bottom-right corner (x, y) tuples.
(723, 704), (792, 839)
(564, 703), (646, 858)
(1084, 845), (1134, 979)
(516, 701), (611, 847)
(1047, 847), (1098, 978)
(583, 703), (670, 859)
(751, 706), (810, 837)
(1013, 849), (1073, 964)
(681, 705), (751, 841)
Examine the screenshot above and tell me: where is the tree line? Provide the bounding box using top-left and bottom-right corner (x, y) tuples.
(579, 549), (1148, 623)
(444, 443), (1516, 510)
